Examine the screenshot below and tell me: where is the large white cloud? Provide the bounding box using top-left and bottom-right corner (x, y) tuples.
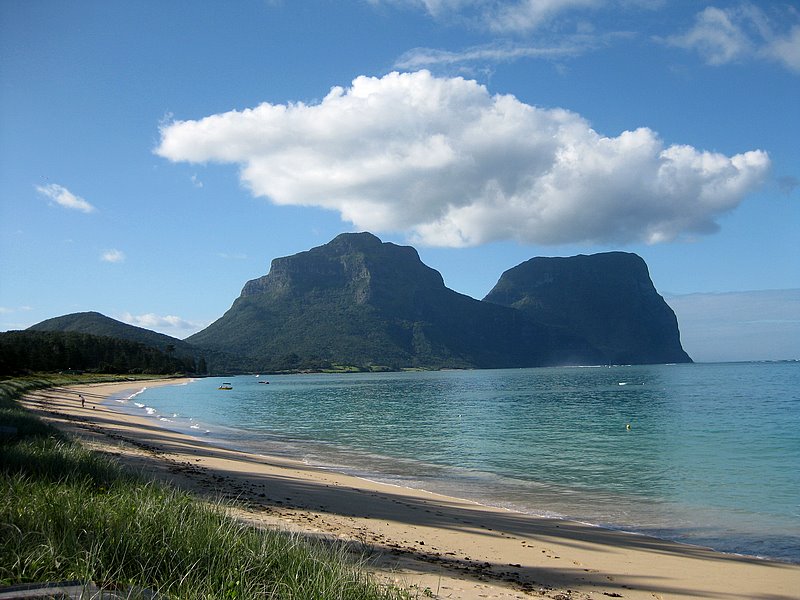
(156, 70), (769, 247)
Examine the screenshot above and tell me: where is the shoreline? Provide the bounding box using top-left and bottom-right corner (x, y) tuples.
(105, 373), (799, 566)
(19, 380), (800, 600)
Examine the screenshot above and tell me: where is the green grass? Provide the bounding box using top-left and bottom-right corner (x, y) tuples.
(0, 377), (408, 599)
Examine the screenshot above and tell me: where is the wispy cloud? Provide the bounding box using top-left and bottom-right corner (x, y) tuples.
(485, 0), (603, 34)
(665, 4), (800, 74)
(101, 249), (125, 263)
(120, 312), (207, 337)
(777, 175), (800, 196)
(395, 39), (589, 69)
(35, 183), (96, 213)
(370, 0), (605, 33)
(156, 70), (769, 248)
(0, 305), (32, 315)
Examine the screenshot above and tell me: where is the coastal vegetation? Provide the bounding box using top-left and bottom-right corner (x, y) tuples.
(0, 376), (408, 599)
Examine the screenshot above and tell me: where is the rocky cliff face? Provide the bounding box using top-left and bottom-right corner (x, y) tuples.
(240, 232), (445, 310)
(483, 252), (692, 365)
(188, 233), (602, 370)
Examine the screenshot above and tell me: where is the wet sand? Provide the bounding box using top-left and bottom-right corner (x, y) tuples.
(19, 380), (800, 600)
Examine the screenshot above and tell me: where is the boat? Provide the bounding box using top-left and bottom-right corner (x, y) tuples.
(258, 380), (269, 384)
(218, 383), (233, 390)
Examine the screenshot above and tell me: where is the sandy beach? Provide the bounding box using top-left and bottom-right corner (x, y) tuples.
(18, 379), (800, 600)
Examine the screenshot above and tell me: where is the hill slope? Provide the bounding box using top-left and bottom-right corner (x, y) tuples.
(187, 233), (602, 370)
(483, 252), (692, 365)
(29, 311), (191, 353)
(27, 312), (243, 373)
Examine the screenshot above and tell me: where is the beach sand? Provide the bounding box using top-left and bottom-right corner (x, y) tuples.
(18, 379), (800, 600)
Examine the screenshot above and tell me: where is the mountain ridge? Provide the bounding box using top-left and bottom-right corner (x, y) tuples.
(187, 233), (685, 369)
(27, 233), (691, 372)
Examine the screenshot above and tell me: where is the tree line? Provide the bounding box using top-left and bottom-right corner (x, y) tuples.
(0, 330), (208, 376)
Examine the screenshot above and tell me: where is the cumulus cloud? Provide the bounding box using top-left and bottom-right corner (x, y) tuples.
(35, 183), (96, 213)
(156, 70), (769, 248)
(101, 249), (125, 263)
(666, 4), (800, 73)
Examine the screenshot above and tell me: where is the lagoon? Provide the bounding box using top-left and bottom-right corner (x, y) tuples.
(113, 361), (800, 563)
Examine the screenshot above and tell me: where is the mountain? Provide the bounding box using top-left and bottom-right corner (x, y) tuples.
(483, 252), (692, 365)
(25, 237), (690, 372)
(187, 233), (603, 370)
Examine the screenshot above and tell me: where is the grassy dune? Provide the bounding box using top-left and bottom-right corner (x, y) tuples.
(0, 376), (408, 599)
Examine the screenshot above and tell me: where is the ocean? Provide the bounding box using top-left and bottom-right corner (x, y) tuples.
(110, 362), (800, 563)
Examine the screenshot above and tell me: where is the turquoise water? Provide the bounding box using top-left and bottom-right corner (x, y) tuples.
(112, 362), (800, 563)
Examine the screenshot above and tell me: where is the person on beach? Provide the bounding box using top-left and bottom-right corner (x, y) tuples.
(79, 394), (85, 408)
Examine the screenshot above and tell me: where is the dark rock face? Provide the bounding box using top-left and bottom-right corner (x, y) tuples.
(188, 233), (602, 370)
(240, 232), (445, 309)
(483, 252), (692, 365)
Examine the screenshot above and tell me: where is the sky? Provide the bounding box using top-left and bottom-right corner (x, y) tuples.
(1, 0), (798, 361)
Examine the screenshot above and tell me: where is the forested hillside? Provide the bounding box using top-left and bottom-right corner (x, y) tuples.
(0, 330), (201, 376)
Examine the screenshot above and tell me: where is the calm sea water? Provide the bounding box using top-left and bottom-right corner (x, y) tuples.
(111, 362), (800, 563)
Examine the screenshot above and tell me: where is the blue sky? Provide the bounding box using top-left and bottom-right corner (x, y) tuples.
(1, 0), (798, 361)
